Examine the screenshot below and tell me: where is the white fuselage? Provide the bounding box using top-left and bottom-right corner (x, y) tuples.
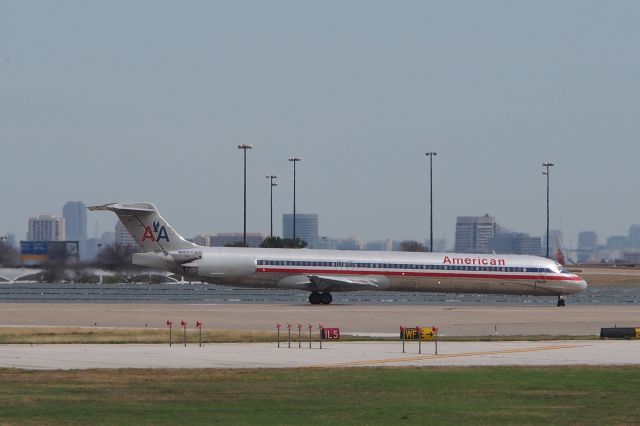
(135, 247), (587, 297)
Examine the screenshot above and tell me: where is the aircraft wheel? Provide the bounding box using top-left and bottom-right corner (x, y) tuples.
(557, 297), (566, 307)
(309, 292), (322, 305)
(320, 292), (333, 305)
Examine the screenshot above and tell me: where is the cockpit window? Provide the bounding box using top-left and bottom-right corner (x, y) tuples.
(553, 262), (571, 274)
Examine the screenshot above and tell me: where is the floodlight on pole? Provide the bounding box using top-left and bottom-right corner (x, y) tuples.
(542, 162), (554, 259)
(288, 157), (302, 243)
(425, 151), (437, 252)
(266, 174), (277, 239)
(238, 144), (253, 247)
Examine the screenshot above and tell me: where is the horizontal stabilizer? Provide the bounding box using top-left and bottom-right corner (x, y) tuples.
(88, 203), (156, 213)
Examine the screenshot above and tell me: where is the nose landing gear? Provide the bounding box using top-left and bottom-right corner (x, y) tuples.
(309, 292), (333, 305)
(557, 296), (566, 307)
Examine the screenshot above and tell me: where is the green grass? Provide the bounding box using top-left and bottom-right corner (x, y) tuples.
(0, 327), (278, 344)
(0, 367), (638, 424)
(0, 327), (599, 344)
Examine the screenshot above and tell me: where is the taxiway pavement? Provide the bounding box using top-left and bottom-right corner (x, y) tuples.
(0, 340), (638, 369)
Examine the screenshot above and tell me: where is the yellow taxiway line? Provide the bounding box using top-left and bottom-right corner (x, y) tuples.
(315, 343), (589, 368)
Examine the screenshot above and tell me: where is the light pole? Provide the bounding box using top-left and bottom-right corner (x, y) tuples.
(425, 152), (437, 252)
(238, 144), (253, 247)
(266, 174), (277, 239)
(0, 235), (6, 266)
(288, 157), (302, 243)
(542, 162), (554, 258)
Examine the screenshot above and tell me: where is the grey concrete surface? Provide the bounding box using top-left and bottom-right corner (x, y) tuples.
(1, 303), (640, 336)
(1, 340), (639, 369)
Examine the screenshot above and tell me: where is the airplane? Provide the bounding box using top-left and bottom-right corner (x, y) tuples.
(88, 202), (587, 307)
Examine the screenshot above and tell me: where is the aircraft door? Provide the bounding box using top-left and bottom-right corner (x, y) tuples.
(534, 269), (546, 293)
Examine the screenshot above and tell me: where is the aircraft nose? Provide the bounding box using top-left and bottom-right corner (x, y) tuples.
(575, 277), (588, 292)
(579, 279), (588, 291)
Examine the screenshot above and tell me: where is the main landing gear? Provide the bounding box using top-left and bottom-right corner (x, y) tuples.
(309, 292), (333, 305)
(557, 296), (566, 307)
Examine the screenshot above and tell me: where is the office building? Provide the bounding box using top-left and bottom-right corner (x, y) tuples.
(577, 231), (599, 263)
(365, 239), (393, 252)
(578, 231), (598, 250)
(28, 215), (65, 241)
(189, 234), (212, 247)
(335, 236), (363, 251)
(455, 215), (496, 253)
(490, 232), (541, 256)
(62, 201), (87, 243)
(211, 233), (265, 247)
(607, 236), (629, 251)
(629, 225), (640, 249)
(283, 214), (319, 248)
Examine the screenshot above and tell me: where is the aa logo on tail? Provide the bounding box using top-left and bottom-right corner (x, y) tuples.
(141, 221), (170, 243)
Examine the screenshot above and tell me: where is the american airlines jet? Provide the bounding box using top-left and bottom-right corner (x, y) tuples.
(89, 203), (587, 307)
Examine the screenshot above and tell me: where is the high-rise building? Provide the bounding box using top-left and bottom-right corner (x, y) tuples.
(578, 231), (598, 250)
(283, 214), (319, 248)
(490, 232), (542, 256)
(211, 233), (265, 247)
(514, 234), (542, 256)
(607, 236), (629, 251)
(629, 225), (640, 249)
(115, 220), (139, 248)
(62, 201), (87, 243)
(455, 215), (496, 253)
(577, 231), (599, 262)
(189, 234), (212, 247)
(365, 239), (393, 251)
(27, 215), (65, 241)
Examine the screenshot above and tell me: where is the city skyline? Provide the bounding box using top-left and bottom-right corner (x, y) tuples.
(8, 200), (640, 256)
(2, 2), (639, 246)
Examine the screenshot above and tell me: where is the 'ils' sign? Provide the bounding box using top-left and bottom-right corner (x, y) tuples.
(322, 328), (340, 340)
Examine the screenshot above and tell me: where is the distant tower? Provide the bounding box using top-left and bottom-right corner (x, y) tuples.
(578, 231), (598, 250)
(63, 201), (87, 243)
(629, 225), (640, 249)
(455, 214), (496, 253)
(283, 214), (319, 248)
(28, 215), (65, 241)
(577, 231), (598, 263)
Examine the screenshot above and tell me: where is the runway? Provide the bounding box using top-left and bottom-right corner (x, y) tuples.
(1, 340), (638, 369)
(2, 303), (639, 369)
(1, 303), (639, 336)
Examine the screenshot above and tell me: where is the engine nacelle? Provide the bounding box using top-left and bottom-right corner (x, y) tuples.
(168, 249), (202, 264)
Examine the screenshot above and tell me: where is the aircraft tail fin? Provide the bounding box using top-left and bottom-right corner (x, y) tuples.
(88, 202), (198, 253)
(556, 247), (566, 266)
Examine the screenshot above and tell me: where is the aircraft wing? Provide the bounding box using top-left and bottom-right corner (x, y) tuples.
(277, 274), (390, 292)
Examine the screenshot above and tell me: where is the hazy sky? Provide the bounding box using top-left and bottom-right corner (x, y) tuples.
(2, 1), (639, 247)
